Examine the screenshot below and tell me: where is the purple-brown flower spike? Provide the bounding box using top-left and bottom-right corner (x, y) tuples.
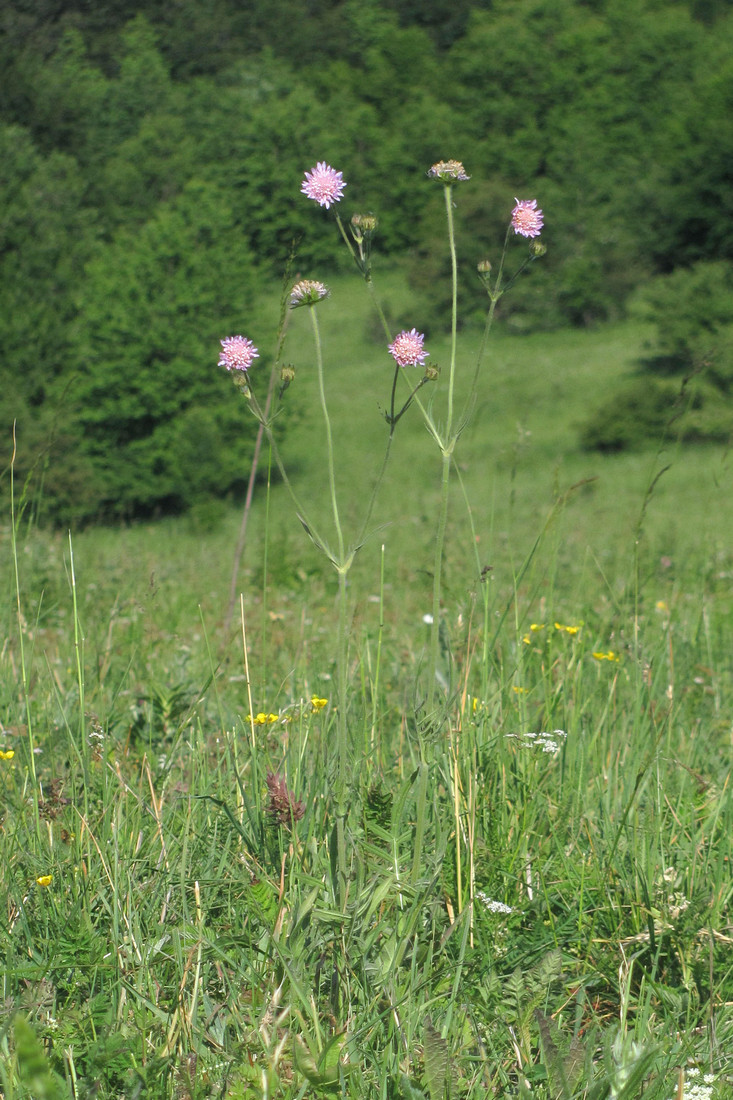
(301, 162), (346, 209)
(388, 328), (428, 368)
(511, 199), (544, 239)
(265, 772), (305, 829)
(218, 335), (259, 372)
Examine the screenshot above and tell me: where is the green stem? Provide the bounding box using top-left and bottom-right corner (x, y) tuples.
(335, 568), (349, 907)
(310, 306), (350, 906)
(444, 184), (459, 440)
(426, 184), (460, 717)
(427, 448), (453, 717)
(311, 308), (345, 566)
(334, 212), (358, 267)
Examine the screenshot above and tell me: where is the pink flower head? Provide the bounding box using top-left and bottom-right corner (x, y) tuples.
(511, 198), (544, 239)
(301, 162), (346, 209)
(218, 335), (259, 372)
(388, 328), (428, 369)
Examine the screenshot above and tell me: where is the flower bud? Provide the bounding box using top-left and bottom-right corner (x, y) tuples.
(230, 372), (251, 398)
(351, 213), (378, 235)
(425, 363), (440, 382)
(279, 364), (296, 397)
(477, 259), (492, 274)
(529, 240), (547, 258)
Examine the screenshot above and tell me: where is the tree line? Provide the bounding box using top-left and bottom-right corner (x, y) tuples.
(2, 0), (732, 522)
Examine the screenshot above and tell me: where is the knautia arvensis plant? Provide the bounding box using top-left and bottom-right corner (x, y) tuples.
(217, 158), (545, 900)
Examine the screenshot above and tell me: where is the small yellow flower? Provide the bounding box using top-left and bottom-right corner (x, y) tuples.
(592, 650), (620, 662)
(530, 623), (545, 632)
(36, 875), (52, 887)
(655, 600), (669, 612)
(522, 634), (532, 645)
(311, 696), (328, 712)
(0, 749), (15, 760)
(512, 686), (529, 695)
(554, 622), (581, 635)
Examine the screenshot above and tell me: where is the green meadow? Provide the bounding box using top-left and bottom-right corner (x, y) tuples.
(1, 273), (732, 1099)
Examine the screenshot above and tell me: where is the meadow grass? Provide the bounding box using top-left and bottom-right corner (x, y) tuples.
(1, 278), (732, 1100)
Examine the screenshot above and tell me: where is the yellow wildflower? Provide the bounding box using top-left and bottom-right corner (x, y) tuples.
(530, 623), (545, 632)
(593, 651), (620, 662)
(36, 875), (53, 887)
(0, 750), (15, 760)
(555, 622), (581, 635)
(311, 696), (328, 712)
(512, 686), (529, 695)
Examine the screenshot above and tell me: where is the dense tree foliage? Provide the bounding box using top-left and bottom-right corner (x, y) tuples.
(1, 0), (732, 520)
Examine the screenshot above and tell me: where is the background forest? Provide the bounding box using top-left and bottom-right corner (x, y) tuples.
(2, 0), (733, 522)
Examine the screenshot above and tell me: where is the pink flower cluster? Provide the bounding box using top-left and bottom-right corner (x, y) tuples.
(301, 162), (346, 209)
(511, 198), (544, 239)
(218, 335), (259, 372)
(388, 328), (428, 368)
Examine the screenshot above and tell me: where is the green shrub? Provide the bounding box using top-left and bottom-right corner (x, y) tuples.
(582, 261), (733, 451)
(634, 260), (733, 369)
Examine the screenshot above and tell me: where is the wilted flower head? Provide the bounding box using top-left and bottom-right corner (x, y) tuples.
(428, 160), (470, 182)
(301, 162), (346, 209)
(388, 328), (428, 368)
(218, 335), (259, 372)
(290, 279), (330, 308)
(511, 198), (544, 238)
(265, 772), (305, 829)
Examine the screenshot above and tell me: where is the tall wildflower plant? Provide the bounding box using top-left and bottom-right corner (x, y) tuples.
(417, 166), (545, 722)
(217, 159), (544, 901)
